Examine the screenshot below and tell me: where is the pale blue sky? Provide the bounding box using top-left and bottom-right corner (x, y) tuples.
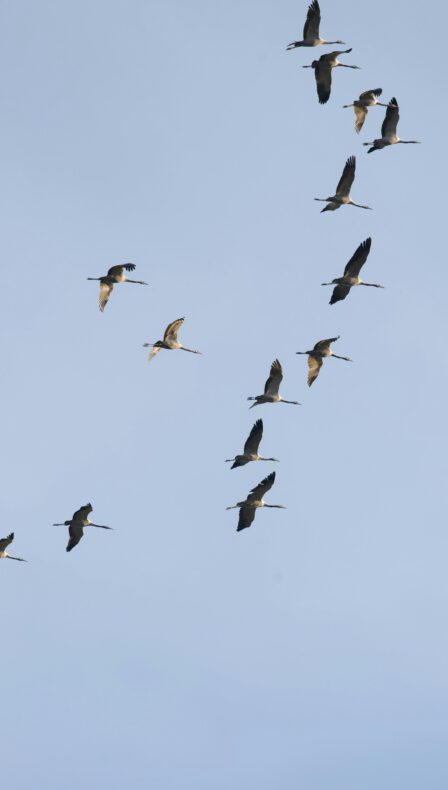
(1, 1), (447, 788)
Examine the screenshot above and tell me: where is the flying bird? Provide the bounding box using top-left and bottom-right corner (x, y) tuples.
(286, 0), (346, 50)
(322, 238), (383, 304)
(315, 155), (372, 212)
(143, 317), (201, 361)
(247, 359), (300, 408)
(0, 533), (27, 562)
(87, 263), (148, 311)
(226, 419), (279, 469)
(296, 337), (352, 386)
(363, 98), (421, 153)
(53, 503), (112, 553)
(303, 49), (360, 104)
(343, 89), (391, 133)
(226, 471), (285, 532)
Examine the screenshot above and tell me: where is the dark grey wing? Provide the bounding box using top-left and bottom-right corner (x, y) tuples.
(336, 156), (355, 196)
(107, 263), (136, 277)
(247, 471), (276, 503)
(313, 336), (339, 353)
(164, 317), (184, 343)
(307, 355), (323, 386)
(330, 284), (351, 304)
(243, 419), (263, 455)
(0, 533), (14, 552)
(72, 503), (92, 521)
(67, 524), (83, 552)
(303, 0), (320, 39)
(264, 359), (282, 396)
(237, 506), (256, 532)
(314, 61), (332, 104)
(344, 237), (372, 278)
(359, 88), (382, 101)
(381, 99), (399, 137)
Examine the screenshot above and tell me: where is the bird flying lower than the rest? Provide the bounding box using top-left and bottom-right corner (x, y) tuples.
(87, 263), (148, 312)
(226, 471), (285, 532)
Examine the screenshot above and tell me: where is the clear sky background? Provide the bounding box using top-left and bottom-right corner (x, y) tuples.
(1, 1), (447, 788)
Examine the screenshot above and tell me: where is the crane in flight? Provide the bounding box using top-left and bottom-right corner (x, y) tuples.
(296, 337), (352, 386)
(226, 419), (279, 469)
(303, 49), (360, 104)
(0, 533), (27, 562)
(286, 0), (346, 50)
(87, 263), (147, 311)
(226, 471), (285, 532)
(315, 156), (372, 212)
(322, 237), (384, 304)
(343, 89), (391, 133)
(247, 359), (300, 408)
(53, 503), (112, 552)
(143, 318), (201, 361)
(363, 98), (420, 153)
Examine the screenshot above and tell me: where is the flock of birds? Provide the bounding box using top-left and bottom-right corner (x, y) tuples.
(1, 1), (421, 559)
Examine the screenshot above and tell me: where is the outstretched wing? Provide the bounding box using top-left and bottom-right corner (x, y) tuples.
(164, 318), (184, 343)
(99, 281), (113, 312)
(303, 0), (320, 40)
(313, 336), (339, 353)
(237, 506), (256, 532)
(67, 524), (84, 552)
(0, 533), (14, 552)
(264, 359), (283, 396)
(381, 98), (399, 138)
(344, 237), (372, 278)
(336, 156), (355, 197)
(72, 503), (92, 522)
(107, 263), (136, 277)
(314, 61), (332, 104)
(147, 346), (161, 362)
(243, 419), (263, 456)
(247, 471), (276, 503)
(354, 105), (367, 133)
(307, 355), (323, 386)
(359, 88), (382, 102)
(330, 284), (351, 304)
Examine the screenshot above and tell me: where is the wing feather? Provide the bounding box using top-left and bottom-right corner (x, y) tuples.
(99, 282), (113, 312)
(243, 420), (263, 455)
(247, 471), (276, 503)
(107, 263), (136, 277)
(264, 359), (282, 396)
(336, 156), (355, 196)
(303, 0), (320, 40)
(330, 284), (351, 304)
(314, 62), (332, 104)
(164, 318), (184, 343)
(237, 506), (256, 532)
(66, 524), (84, 552)
(72, 503), (92, 522)
(344, 237), (372, 278)
(381, 99), (399, 138)
(0, 533), (14, 552)
(307, 355), (323, 386)
(313, 337), (339, 353)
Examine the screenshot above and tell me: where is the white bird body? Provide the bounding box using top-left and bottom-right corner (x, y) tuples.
(0, 533), (26, 562)
(226, 472), (286, 531)
(53, 503), (112, 552)
(87, 263), (148, 311)
(247, 359), (300, 408)
(363, 98), (420, 153)
(315, 156), (372, 212)
(286, 0), (345, 49)
(143, 317), (201, 361)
